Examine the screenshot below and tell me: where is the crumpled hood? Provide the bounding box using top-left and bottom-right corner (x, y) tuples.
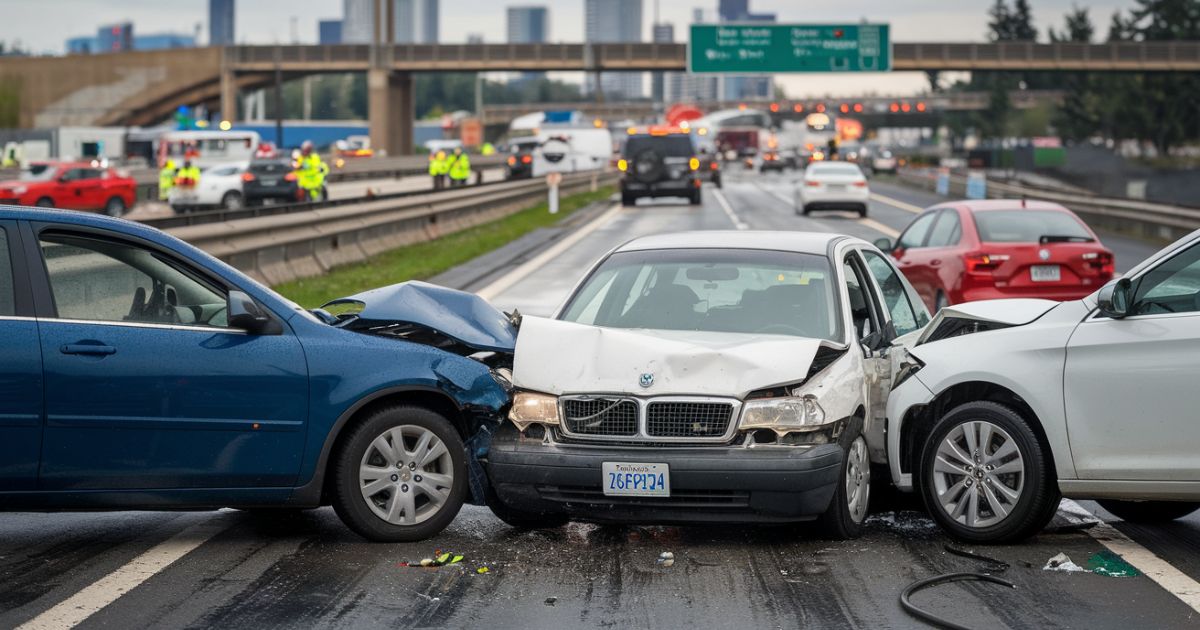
(325, 281), (516, 353)
(937, 298), (1060, 326)
(512, 316), (834, 399)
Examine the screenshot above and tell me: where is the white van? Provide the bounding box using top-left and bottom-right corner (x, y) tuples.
(531, 128), (613, 177)
(157, 131), (262, 169)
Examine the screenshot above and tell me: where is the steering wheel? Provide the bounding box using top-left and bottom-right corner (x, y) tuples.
(757, 323), (807, 336)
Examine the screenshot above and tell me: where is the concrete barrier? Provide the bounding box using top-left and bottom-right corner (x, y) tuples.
(170, 171), (615, 285)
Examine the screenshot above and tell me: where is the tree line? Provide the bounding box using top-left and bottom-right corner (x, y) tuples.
(953, 0), (1200, 155)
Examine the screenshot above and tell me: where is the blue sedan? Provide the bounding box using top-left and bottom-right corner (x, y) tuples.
(0, 207), (515, 541)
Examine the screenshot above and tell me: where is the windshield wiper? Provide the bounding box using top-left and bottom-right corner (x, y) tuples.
(1039, 234), (1094, 244)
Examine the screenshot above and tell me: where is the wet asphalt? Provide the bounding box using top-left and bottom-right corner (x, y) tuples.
(0, 170), (1192, 630)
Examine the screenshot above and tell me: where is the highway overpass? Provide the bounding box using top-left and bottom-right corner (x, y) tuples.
(1, 42), (1196, 153)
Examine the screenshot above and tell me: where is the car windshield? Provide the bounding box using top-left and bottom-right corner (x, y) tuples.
(808, 163), (862, 177)
(560, 248), (842, 341)
(974, 210), (1092, 243)
(20, 164), (58, 181)
(625, 135), (693, 158)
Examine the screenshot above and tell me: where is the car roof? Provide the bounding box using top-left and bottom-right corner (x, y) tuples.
(0, 205), (144, 227)
(937, 199), (1070, 213)
(615, 230), (851, 256)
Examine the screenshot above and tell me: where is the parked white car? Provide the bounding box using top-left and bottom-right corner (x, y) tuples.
(168, 162), (247, 211)
(887, 227), (1200, 543)
(486, 231), (931, 539)
(797, 161), (870, 217)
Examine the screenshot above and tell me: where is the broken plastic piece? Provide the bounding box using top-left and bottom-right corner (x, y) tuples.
(544, 597), (557, 606)
(1043, 552), (1086, 573)
(419, 558), (435, 567)
(476, 567), (490, 574)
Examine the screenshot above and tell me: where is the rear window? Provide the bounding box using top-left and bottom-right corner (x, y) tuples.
(808, 163), (862, 177)
(974, 210), (1092, 243)
(250, 161), (290, 175)
(624, 135), (693, 158)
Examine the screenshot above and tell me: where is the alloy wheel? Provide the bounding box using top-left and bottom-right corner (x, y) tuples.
(358, 425), (454, 526)
(846, 436), (871, 523)
(932, 420), (1025, 528)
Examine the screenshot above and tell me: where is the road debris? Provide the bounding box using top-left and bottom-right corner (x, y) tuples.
(544, 597), (557, 606)
(1043, 499), (1102, 533)
(900, 545), (1017, 629)
(657, 552), (675, 567)
(1043, 552), (1087, 573)
(1086, 551), (1140, 578)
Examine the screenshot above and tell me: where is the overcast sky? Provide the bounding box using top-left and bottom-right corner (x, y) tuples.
(0, 0), (1137, 96)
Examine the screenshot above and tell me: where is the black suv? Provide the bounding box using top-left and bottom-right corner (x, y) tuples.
(243, 158), (305, 206)
(619, 132), (701, 206)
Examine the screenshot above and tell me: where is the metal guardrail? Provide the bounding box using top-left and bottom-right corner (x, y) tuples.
(897, 169), (1200, 243)
(170, 171), (616, 285)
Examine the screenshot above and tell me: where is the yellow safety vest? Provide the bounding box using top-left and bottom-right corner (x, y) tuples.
(158, 166), (176, 198)
(448, 153), (470, 180)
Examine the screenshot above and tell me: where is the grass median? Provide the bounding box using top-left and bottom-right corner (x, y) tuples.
(273, 185), (615, 308)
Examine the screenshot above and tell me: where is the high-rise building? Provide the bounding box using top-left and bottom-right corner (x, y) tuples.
(97, 23), (134, 53)
(342, 0), (374, 43)
(651, 22), (673, 102)
(209, 0), (235, 45)
(716, 0), (774, 101)
(507, 6), (548, 44)
(584, 0), (643, 99)
(319, 19), (343, 44)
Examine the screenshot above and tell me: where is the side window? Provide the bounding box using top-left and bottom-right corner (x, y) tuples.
(862, 250), (929, 335)
(0, 227), (14, 316)
(843, 255), (880, 340)
(59, 169), (85, 182)
(1132, 242), (1200, 316)
(39, 232), (230, 327)
(897, 212), (938, 250)
(926, 210), (962, 248)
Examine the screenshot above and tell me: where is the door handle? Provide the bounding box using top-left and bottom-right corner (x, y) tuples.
(931, 259), (942, 267)
(61, 344), (116, 356)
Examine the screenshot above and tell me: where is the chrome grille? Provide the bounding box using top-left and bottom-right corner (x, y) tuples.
(562, 398), (639, 436)
(646, 402), (734, 438)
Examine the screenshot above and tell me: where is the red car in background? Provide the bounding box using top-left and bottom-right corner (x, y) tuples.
(0, 162), (137, 217)
(876, 199), (1115, 311)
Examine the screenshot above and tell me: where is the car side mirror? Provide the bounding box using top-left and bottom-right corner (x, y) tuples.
(1097, 277), (1133, 319)
(228, 290), (274, 334)
(873, 237), (894, 252)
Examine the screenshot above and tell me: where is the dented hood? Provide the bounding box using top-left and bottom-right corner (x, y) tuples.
(512, 316), (837, 399)
(938, 298), (1060, 326)
(325, 281), (516, 353)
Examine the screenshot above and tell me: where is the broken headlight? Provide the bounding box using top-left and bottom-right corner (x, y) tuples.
(509, 391), (560, 431)
(738, 394), (826, 432)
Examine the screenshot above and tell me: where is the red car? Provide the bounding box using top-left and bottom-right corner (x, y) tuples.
(877, 199), (1115, 311)
(0, 162), (137, 216)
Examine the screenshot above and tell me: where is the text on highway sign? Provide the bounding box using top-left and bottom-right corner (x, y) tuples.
(689, 24), (891, 73)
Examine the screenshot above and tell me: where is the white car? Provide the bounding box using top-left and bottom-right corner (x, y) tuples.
(168, 162), (247, 211)
(871, 149), (898, 174)
(887, 227), (1200, 543)
(485, 231), (931, 539)
(797, 161), (870, 217)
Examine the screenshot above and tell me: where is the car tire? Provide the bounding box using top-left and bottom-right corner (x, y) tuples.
(689, 189), (702, 206)
(331, 404), (467, 542)
(858, 204), (868, 218)
(801, 204), (811, 216)
(713, 175), (723, 189)
(484, 485), (569, 530)
(817, 433), (871, 540)
(35, 197), (54, 208)
(221, 191), (244, 210)
(1097, 500), (1200, 523)
(621, 192), (636, 207)
(104, 197), (126, 217)
(918, 401), (1059, 544)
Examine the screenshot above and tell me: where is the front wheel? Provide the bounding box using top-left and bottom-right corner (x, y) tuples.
(817, 433), (871, 539)
(221, 191), (244, 210)
(1097, 500), (1200, 523)
(918, 401), (1059, 543)
(331, 405), (467, 542)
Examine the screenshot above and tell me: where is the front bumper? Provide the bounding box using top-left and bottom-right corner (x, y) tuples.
(484, 424), (842, 524)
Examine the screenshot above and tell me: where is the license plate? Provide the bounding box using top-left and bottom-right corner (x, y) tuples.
(1031, 265), (1061, 282)
(602, 462), (670, 497)
(826, 184), (846, 192)
(261, 179), (278, 186)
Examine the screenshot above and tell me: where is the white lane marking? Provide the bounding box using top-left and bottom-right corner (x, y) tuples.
(870, 192), (925, 214)
(477, 202), (624, 301)
(756, 183), (900, 238)
(1070, 501), (1200, 614)
(18, 519), (230, 630)
(712, 188), (749, 230)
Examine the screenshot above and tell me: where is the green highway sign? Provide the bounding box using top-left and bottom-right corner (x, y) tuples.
(688, 24), (891, 73)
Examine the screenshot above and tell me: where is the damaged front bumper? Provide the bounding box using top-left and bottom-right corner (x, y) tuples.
(482, 423), (842, 524)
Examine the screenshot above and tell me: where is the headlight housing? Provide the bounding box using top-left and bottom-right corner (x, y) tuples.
(12, 186), (27, 195)
(738, 394), (826, 433)
(509, 391), (560, 430)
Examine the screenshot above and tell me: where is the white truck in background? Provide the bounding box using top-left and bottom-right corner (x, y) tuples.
(531, 127), (614, 177)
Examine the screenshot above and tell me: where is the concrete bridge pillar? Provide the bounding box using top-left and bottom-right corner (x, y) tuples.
(219, 69), (237, 123)
(368, 69), (413, 156)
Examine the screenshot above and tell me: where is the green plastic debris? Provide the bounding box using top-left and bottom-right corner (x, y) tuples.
(1086, 551), (1140, 578)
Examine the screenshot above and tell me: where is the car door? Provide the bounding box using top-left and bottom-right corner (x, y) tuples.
(32, 225), (310, 491)
(921, 209), (964, 307)
(70, 168), (106, 210)
(841, 251), (890, 443)
(1065, 238), (1200, 481)
(892, 211), (939, 310)
(0, 220), (42, 490)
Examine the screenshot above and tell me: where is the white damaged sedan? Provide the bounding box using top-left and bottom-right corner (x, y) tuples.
(483, 231), (931, 539)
